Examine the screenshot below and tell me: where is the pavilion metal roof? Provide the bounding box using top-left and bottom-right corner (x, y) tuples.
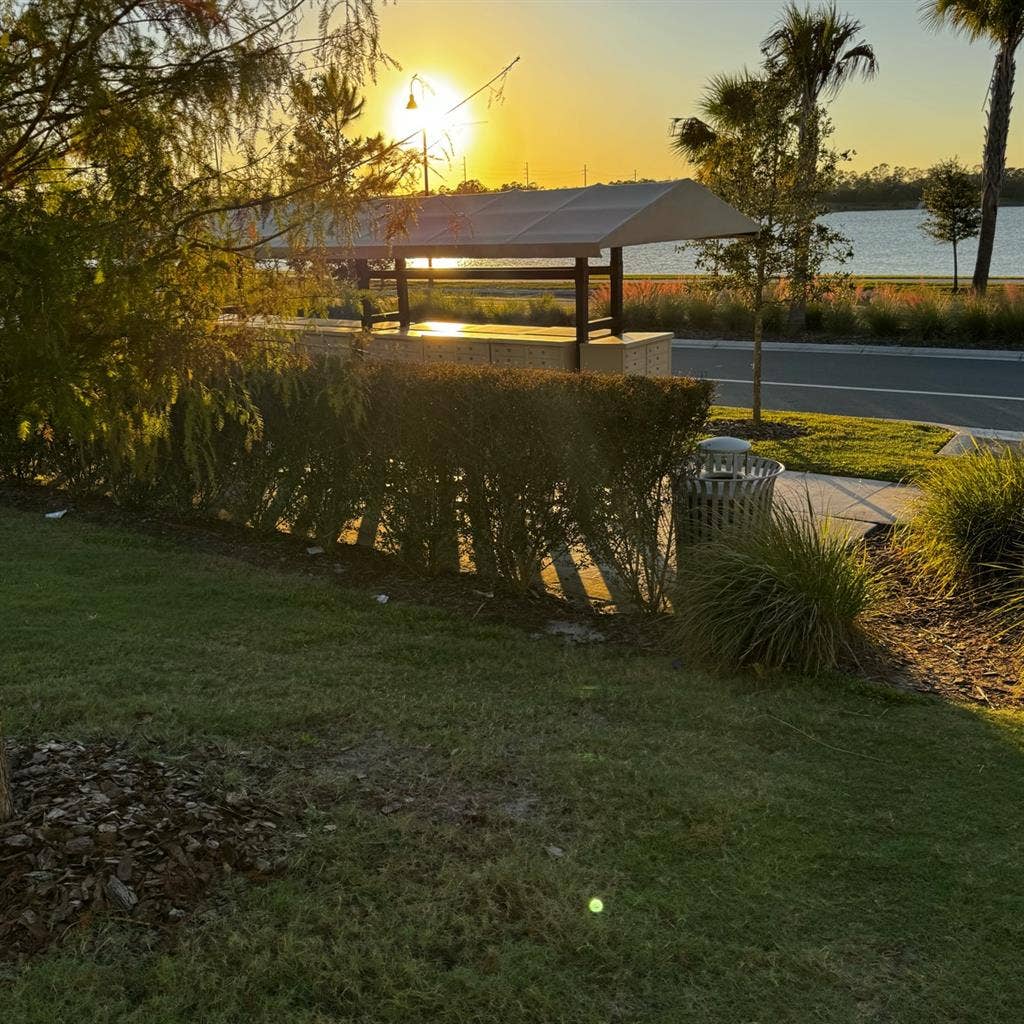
(257, 179), (760, 259)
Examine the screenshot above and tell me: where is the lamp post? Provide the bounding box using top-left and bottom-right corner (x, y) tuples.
(406, 75), (432, 197)
(406, 75), (435, 279)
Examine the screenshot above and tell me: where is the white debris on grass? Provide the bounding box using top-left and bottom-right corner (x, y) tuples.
(544, 620), (605, 644)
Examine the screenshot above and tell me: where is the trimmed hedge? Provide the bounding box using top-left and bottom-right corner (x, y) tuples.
(5, 358), (714, 597)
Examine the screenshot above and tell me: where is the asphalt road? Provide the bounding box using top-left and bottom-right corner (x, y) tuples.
(672, 342), (1024, 431)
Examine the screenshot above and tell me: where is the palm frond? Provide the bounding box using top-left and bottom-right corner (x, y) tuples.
(922, 0), (1024, 45)
(671, 117), (718, 159)
(764, 2), (878, 102)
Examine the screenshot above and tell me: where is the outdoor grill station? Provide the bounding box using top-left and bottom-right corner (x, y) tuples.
(251, 179), (760, 377)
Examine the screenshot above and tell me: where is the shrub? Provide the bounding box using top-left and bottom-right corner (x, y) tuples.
(716, 296), (753, 333)
(897, 446), (1024, 596)
(859, 290), (903, 339)
(384, 365), (589, 586)
(989, 287), (1024, 346)
(396, 282), (1023, 349)
(993, 568), (1024, 661)
(902, 290), (950, 342)
(671, 504), (886, 674)
(684, 291), (717, 331)
(360, 364), (465, 572)
(952, 297), (993, 346)
(804, 300), (826, 332)
(821, 297), (859, 336)
(612, 281), (687, 333)
(6, 354), (714, 596)
(759, 300), (786, 334)
(574, 374), (712, 611)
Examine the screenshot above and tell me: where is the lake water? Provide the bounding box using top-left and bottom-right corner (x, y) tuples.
(420, 207), (1024, 278)
(630, 206), (1024, 277)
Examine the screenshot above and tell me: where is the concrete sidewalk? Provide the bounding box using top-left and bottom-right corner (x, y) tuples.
(554, 470), (917, 609)
(774, 470), (917, 541)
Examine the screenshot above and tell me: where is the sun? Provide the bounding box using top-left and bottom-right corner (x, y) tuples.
(391, 75), (472, 157)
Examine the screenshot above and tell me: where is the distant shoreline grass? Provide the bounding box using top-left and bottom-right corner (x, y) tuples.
(353, 279), (1024, 351)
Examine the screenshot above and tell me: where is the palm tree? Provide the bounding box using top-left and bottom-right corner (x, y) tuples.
(923, 1), (1024, 293)
(763, 2), (878, 325)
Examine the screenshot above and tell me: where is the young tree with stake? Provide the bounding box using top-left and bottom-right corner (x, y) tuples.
(672, 73), (848, 425)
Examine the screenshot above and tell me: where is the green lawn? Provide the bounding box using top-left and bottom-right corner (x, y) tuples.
(3, 506), (1024, 1022)
(711, 406), (954, 482)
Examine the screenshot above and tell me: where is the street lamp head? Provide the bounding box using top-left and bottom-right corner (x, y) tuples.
(406, 93), (418, 111)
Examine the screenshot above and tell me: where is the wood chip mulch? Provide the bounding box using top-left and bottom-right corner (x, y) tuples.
(0, 740), (287, 962)
(707, 417), (810, 442)
(855, 536), (1023, 708)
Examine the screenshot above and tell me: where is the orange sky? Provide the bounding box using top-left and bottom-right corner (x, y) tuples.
(355, 0), (1023, 190)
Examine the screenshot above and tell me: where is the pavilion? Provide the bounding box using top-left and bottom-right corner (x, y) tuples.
(253, 180), (759, 374)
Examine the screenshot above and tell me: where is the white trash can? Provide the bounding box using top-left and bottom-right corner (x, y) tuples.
(676, 436), (784, 546)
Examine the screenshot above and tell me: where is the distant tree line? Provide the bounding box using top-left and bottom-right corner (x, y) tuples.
(828, 164), (1024, 209)
(437, 177), (656, 195)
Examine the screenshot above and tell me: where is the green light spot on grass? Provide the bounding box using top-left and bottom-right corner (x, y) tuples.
(589, 897), (604, 914)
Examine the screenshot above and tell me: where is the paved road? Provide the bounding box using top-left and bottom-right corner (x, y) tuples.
(672, 341), (1024, 430)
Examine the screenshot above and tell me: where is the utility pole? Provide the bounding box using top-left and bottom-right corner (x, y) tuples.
(525, 161), (530, 188)
(463, 156), (467, 183)
(633, 169), (637, 181)
(583, 164), (587, 187)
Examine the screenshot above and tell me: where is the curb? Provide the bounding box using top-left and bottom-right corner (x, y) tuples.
(671, 338), (1024, 361)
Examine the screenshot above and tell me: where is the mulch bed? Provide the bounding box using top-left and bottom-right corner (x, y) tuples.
(0, 740), (287, 961)
(707, 417), (810, 442)
(856, 532), (1023, 708)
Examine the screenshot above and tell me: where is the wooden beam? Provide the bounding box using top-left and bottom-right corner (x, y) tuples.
(587, 317), (614, 332)
(369, 266), (612, 282)
(574, 257), (590, 346)
(395, 256), (410, 331)
(609, 246), (624, 336)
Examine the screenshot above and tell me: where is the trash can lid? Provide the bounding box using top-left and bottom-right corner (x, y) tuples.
(698, 435), (752, 455)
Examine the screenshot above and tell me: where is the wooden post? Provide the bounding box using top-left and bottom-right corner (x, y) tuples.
(574, 257), (590, 347)
(609, 246), (624, 337)
(395, 256), (410, 332)
(355, 259), (372, 330)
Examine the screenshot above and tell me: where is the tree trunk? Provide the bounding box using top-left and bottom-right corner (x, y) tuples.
(752, 289), (764, 427)
(952, 238), (959, 294)
(973, 45), (1016, 294)
(0, 722), (12, 823)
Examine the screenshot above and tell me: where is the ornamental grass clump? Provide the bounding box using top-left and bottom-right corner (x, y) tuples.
(897, 446), (1024, 597)
(683, 290), (717, 330)
(902, 289), (950, 342)
(952, 296), (993, 346)
(671, 505), (885, 674)
(989, 286), (1024, 346)
(859, 288), (903, 339)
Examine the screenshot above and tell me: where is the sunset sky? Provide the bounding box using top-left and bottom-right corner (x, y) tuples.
(357, 0), (1024, 190)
